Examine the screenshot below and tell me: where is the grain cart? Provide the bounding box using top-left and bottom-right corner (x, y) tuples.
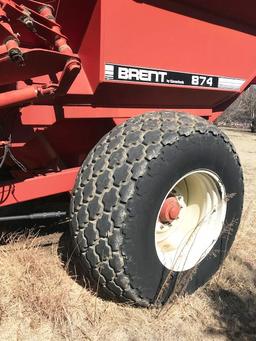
(0, 0), (251, 306)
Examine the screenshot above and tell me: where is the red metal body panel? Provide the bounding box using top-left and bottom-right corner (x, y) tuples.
(0, 0), (255, 207)
(82, 0), (255, 109)
(0, 168), (78, 206)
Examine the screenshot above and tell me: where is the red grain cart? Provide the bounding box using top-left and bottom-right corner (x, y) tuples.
(0, 0), (250, 306)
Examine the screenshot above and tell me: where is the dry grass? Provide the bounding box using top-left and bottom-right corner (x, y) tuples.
(0, 129), (255, 341)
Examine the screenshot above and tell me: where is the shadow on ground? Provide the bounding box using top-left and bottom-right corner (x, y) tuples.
(206, 258), (256, 340)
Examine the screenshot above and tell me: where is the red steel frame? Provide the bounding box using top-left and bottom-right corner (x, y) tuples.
(0, 0), (256, 207)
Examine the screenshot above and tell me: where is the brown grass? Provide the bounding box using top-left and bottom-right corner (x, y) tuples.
(0, 129), (255, 341)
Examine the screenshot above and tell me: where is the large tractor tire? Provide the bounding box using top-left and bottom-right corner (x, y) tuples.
(70, 112), (243, 307)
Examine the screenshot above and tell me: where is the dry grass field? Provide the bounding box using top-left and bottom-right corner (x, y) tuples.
(0, 128), (255, 341)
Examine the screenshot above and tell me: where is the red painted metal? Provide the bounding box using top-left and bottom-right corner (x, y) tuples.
(0, 168), (78, 207)
(38, 4), (72, 54)
(57, 59), (81, 96)
(0, 86), (38, 108)
(159, 197), (181, 223)
(0, 0), (255, 207)
(0, 85), (57, 108)
(20, 106), (212, 126)
(0, 49), (78, 86)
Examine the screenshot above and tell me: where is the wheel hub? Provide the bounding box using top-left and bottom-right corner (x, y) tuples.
(155, 170), (227, 272)
(159, 197), (181, 223)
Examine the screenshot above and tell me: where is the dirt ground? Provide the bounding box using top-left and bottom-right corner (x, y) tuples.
(0, 128), (255, 341)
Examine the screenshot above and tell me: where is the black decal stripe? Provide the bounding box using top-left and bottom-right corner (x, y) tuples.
(105, 63), (245, 90)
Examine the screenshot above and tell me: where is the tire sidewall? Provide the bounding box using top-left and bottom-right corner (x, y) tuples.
(122, 132), (243, 303)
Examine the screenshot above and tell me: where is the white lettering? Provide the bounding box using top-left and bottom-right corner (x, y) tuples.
(158, 71), (167, 83)
(139, 70), (151, 81)
(117, 67), (167, 83)
(206, 77), (213, 86)
(192, 75), (214, 87)
(199, 76), (206, 85)
(118, 67), (129, 80)
(129, 68), (140, 80)
(192, 75), (199, 85)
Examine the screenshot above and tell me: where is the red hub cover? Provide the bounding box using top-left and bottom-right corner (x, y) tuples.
(159, 197), (181, 223)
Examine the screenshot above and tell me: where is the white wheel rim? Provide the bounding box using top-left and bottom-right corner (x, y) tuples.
(155, 170), (227, 272)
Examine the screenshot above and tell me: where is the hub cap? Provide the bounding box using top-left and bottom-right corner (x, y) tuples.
(155, 170), (227, 272)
